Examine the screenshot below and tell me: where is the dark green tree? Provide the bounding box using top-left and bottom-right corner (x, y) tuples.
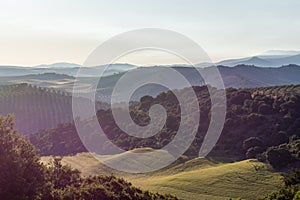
(266, 147), (293, 169)
(0, 114), (46, 200)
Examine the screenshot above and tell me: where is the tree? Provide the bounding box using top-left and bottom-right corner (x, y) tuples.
(270, 131), (289, 146)
(266, 147), (293, 169)
(264, 168), (300, 199)
(243, 137), (264, 150)
(46, 157), (81, 190)
(0, 114), (46, 200)
(245, 146), (264, 159)
(258, 104), (273, 115)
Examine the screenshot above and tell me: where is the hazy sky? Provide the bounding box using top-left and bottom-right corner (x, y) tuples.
(0, 0), (300, 66)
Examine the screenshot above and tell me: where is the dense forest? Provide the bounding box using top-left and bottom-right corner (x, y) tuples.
(0, 115), (179, 200)
(29, 84), (300, 170)
(0, 84), (108, 135)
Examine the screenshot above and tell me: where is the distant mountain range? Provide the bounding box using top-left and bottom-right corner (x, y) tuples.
(216, 64), (300, 88)
(1, 64), (300, 103)
(214, 54), (300, 67)
(0, 63), (137, 77)
(1, 50), (300, 77)
(0, 50), (300, 101)
(197, 50), (300, 67)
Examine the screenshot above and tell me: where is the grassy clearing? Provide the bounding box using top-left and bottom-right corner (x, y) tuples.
(129, 159), (283, 200)
(41, 151), (283, 200)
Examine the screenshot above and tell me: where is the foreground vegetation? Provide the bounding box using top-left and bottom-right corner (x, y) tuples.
(263, 169), (300, 199)
(0, 115), (178, 200)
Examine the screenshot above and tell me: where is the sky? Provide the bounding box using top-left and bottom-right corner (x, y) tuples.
(0, 0), (300, 66)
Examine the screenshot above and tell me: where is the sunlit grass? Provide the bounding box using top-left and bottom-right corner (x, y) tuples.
(42, 151), (283, 200)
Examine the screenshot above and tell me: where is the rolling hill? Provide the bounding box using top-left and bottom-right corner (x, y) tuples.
(217, 64), (300, 88)
(0, 63), (137, 77)
(30, 84), (300, 174)
(0, 83), (108, 135)
(41, 152), (283, 200)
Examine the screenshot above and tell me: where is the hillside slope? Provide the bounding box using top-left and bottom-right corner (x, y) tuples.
(0, 83), (108, 134)
(42, 152), (283, 200)
(130, 159), (282, 200)
(31, 84), (300, 167)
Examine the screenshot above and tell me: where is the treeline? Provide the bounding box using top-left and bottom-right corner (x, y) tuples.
(0, 83), (108, 135)
(0, 115), (179, 200)
(30, 84), (300, 169)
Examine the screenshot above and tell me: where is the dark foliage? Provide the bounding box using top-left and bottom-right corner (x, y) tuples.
(0, 114), (46, 200)
(263, 169), (300, 199)
(0, 114), (179, 200)
(28, 86), (297, 170)
(29, 84), (300, 169)
(266, 147), (293, 169)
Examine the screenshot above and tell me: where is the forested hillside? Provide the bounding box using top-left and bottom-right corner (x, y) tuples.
(0, 83), (108, 135)
(30, 84), (300, 169)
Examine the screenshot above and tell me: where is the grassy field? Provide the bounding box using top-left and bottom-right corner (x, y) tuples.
(41, 150), (283, 200)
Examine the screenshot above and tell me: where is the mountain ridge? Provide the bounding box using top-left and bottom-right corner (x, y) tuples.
(0, 64), (300, 102)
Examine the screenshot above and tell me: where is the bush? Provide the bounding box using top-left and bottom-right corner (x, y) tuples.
(284, 169), (300, 186)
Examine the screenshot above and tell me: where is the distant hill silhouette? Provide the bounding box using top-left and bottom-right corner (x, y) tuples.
(217, 64), (300, 88)
(212, 53), (300, 67)
(1, 65), (300, 102)
(0, 63), (137, 77)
